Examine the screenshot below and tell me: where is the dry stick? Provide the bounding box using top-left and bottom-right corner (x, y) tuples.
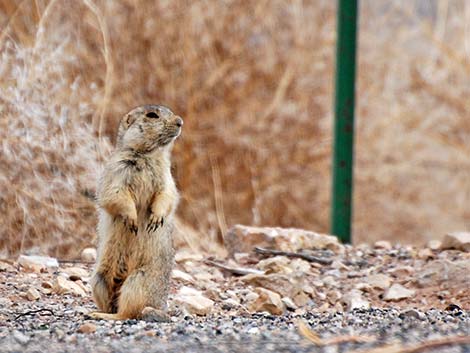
(204, 259), (265, 276)
(353, 336), (470, 353)
(298, 320), (374, 346)
(14, 309), (55, 321)
(210, 155), (228, 244)
(82, 0), (113, 139)
(254, 247), (333, 266)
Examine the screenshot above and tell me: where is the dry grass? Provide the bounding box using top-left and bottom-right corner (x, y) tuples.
(0, 0), (468, 258)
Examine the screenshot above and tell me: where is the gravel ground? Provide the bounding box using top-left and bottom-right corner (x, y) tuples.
(1, 304), (469, 352)
(1, 238), (469, 353)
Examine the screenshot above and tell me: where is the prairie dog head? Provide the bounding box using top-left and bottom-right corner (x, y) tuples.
(117, 104), (183, 152)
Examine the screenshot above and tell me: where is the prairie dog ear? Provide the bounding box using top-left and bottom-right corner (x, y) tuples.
(121, 112), (138, 130)
(116, 112), (138, 147)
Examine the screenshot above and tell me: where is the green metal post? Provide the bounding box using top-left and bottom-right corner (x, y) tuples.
(331, 0), (358, 243)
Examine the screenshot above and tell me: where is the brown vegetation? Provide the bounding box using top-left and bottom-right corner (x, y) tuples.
(0, 0), (468, 258)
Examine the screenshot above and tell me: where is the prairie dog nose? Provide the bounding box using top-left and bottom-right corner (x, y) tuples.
(174, 117), (183, 127)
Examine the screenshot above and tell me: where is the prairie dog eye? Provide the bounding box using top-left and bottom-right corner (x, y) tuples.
(146, 112), (159, 119)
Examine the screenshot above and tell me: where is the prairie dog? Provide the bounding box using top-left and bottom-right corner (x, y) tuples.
(89, 104), (183, 320)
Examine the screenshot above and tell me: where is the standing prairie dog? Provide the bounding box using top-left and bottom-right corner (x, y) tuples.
(89, 104), (183, 320)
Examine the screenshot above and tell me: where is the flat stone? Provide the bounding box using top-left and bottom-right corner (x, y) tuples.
(17, 255), (58, 272)
(239, 273), (302, 298)
(80, 248), (97, 262)
(53, 276), (87, 297)
(64, 267), (89, 281)
(417, 248), (434, 259)
(0, 261), (15, 272)
(341, 289), (370, 310)
(171, 269), (195, 283)
(374, 240), (392, 250)
(174, 287), (214, 315)
(12, 330), (29, 345)
(225, 225), (343, 256)
(25, 287), (41, 301)
(399, 308), (425, 320)
(281, 297), (298, 310)
(417, 259), (470, 287)
(174, 251), (204, 263)
(289, 259), (311, 273)
(257, 256), (292, 274)
(78, 323), (97, 334)
(387, 266), (414, 277)
(244, 291), (260, 303)
(222, 298), (239, 309)
(427, 240), (442, 250)
(249, 287), (285, 315)
(365, 274), (392, 290)
(292, 291), (310, 307)
(383, 283), (415, 301)
(178, 286), (203, 297)
(441, 232), (470, 252)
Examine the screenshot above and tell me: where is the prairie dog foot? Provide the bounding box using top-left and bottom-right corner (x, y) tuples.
(87, 311), (125, 321)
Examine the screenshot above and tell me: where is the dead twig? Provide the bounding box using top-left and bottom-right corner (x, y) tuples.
(14, 308), (55, 321)
(204, 259), (265, 276)
(298, 320), (374, 346)
(353, 336), (470, 353)
(254, 247), (333, 266)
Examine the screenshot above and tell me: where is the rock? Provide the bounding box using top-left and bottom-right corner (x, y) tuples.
(292, 291), (310, 307)
(222, 298), (239, 310)
(42, 281), (53, 288)
(26, 287), (41, 301)
(365, 274), (392, 290)
(302, 284), (314, 295)
(374, 240), (392, 250)
(440, 232), (470, 252)
(141, 307), (170, 322)
(244, 291), (260, 303)
(0, 261), (15, 272)
(341, 289), (370, 310)
(289, 259), (311, 273)
(233, 252), (250, 263)
(247, 327), (259, 334)
(171, 269), (195, 283)
(427, 240), (442, 250)
(17, 255), (58, 272)
(178, 286), (203, 297)
(322, 275), (339, 287)
(417, 248), (434, 259)
(53, 276), (87, 297)
(225, 225), (343, 256)
(248, 287), (285, 315)
(257, 256), (292, 274)
(193, 272), (217, 282)
(75, 306), (89, 315)
(281, 297), (298, 310)
(12, 330), (29, 345)
(174, 286), (214, 315)
(78, 323), (97, 334)
(239, 273), (302, 298)
(80, 248), (97, 262)
(399, 308), (425, 320)
(388, 266), (414, 277)
(417, 260), (470, 287)
(383, 283), (415, 301)
(174, 251), (203, 263)
(64, 267), (89, 281)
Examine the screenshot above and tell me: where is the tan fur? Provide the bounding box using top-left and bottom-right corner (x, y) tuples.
(89, 105), (183, 321)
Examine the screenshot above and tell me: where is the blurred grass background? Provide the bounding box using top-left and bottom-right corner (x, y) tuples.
(0, 0), (468, 258)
